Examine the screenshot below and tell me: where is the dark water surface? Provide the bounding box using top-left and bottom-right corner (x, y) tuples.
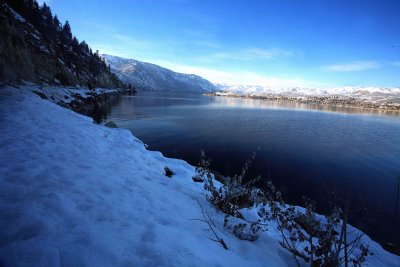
(102, 93), (400, 244)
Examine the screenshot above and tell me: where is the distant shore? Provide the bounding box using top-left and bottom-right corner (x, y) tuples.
(206, 92), (400, 114)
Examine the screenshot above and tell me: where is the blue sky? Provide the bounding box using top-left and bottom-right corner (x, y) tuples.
(43, 0), (400, 87)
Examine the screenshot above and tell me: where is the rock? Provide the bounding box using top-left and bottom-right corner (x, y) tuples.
(192, 176), (204, 182)
(32, 90), (48, 100)
(105, 121), (118, 128)
(233, 223), (259, 241)
(164, 167), (174, 178)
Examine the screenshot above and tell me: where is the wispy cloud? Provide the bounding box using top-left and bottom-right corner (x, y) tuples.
(144, 59), (328, 88)
(77, 21), (159, 57)
(325, 61), (381, 72)
(178, 28), (220, 48)
(90, 34), (157, 59)
(392, 61), (400, 67)
(241, 47), (294, 60)
(111, 33), (157, 50)
(204, 47), (295, 62)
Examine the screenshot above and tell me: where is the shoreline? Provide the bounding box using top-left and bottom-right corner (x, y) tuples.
(206, 92), (400, 115)
(99, 90), (399, 254)
(0, 86), (399, 265)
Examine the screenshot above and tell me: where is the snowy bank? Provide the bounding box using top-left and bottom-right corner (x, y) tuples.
(0, 86), (399, 266)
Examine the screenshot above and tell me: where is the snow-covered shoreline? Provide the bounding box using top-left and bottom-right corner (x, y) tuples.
(211, 84), (400, 112)
(215, 84), (400, 102)
(0, 86), (399, 266)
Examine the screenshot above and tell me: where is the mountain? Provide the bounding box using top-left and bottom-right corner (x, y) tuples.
(0, 1), (122, 88)
(103, 54), (217, 93)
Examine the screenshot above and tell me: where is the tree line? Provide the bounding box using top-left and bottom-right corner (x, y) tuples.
(2, 0), (121, 88)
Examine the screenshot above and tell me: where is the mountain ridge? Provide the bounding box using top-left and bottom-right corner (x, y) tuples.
(103, 54), (217, 93)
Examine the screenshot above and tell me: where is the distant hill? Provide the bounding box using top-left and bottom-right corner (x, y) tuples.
(103, 54), (217, 93)
(216, 84), (400, 103)
(0, 0), (122, 88)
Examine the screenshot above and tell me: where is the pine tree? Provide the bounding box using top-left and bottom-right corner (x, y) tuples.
(31, 1), (41, 26)
(53, 15), (61, 31)
(1, 0), (123, 88)
(61, 21), (72, 44)
(41, 3), (52, 21)
(72, 36), (79, 51)
(79, 41), (89, 54)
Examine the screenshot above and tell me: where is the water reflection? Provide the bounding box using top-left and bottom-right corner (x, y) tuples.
(210, 96), (400, 117)
(97, 93), (400, 245)
(89, 95), (123, 123)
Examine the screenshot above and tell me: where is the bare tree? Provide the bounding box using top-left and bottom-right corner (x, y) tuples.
(192, 199), (228, 250)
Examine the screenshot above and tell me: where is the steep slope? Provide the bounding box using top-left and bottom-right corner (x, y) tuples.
(103, 54), (217, 93)
(0, 1), (122, 88)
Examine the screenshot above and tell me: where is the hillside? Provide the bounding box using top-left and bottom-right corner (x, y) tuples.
(0, 1), (122, 88)
(103, 54), (217, 93)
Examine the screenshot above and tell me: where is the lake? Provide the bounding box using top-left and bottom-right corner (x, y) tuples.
(102, 93), (400, 245)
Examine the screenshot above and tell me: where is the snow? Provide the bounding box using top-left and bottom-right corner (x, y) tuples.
(30, 32), (41, 40)
(6, 5), (26, 22)
(26, 85), (117, 104)
(0, 86), (399, 266)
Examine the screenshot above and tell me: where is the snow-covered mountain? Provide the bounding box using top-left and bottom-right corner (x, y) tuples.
(217, 84), (400, 103)
(103, 54), (218, 93)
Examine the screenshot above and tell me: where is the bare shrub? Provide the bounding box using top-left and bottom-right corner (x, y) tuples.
(195, 151), (373, 265)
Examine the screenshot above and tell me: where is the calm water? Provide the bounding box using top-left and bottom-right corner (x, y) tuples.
(102, 93), (400, 244)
